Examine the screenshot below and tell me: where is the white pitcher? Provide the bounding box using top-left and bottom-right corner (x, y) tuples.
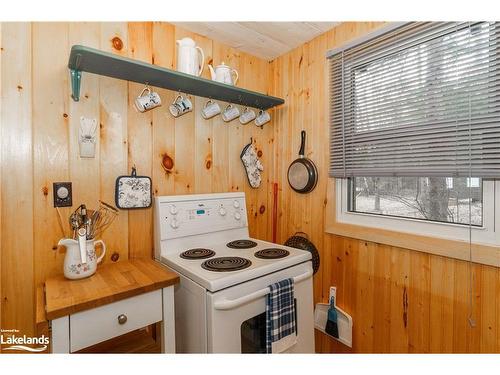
(176, 37), (205, 76)
(58, 238), (106, 280)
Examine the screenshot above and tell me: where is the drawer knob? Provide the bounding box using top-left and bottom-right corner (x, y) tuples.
(117, 314), (128, 325)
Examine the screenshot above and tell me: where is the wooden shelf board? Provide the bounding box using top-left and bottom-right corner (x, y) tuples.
(68, 45), (284, 109)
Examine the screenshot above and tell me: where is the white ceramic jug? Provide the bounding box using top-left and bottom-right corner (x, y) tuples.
(208, 62), (239, 85)
(176, 37), (205, 76)
(58, 238), (106, 280)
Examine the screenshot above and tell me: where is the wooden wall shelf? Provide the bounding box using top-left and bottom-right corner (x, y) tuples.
(67, 45), (284, 109)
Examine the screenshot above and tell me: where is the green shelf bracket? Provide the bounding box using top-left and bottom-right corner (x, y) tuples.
(70, 69), (82, 102)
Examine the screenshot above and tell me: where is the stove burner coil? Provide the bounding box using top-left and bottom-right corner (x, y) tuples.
(180, 248), (216, 259)
(254, 248), (290, 259)
(201, 257), (252, 272)
(226, 239), (258, 249)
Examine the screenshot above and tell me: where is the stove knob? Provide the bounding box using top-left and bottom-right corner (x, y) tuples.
(219, 207), (227, 216)
(234, 212), (241, 221)
(233, 200), (240, 208)
(170, 219), (179, 229)
(170, 205), (178, 215)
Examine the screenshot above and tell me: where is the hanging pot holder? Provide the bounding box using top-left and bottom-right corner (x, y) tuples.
(115, 166), (152, 209)
(240, 139), (264, 189)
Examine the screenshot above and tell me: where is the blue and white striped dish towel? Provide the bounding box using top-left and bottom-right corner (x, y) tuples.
(266, 278), (297, 353)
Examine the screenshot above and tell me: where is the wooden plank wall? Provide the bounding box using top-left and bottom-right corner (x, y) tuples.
(270, 21), (500, 353)
(1, 21), (499, 353)
(0, 22), (274, 338)
(1, 23), (34, 339)
(0, 22), (3, 352)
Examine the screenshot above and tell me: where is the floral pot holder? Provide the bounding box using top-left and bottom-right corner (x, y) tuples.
(115, 167), (152, 209)
(240, 139), (264, 188)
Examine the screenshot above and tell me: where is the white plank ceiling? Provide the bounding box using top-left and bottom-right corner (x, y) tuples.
(172, 22), (340, 60)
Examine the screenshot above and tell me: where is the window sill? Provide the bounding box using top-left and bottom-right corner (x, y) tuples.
(325, 178), (500, 267)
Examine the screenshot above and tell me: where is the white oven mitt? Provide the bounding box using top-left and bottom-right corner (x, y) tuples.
(240, 140), (264, 188)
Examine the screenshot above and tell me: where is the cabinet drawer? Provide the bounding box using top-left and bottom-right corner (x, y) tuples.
(70, 290), (162, 352)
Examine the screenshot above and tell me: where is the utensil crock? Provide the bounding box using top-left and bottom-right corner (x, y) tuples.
(59, 238), (106, 280)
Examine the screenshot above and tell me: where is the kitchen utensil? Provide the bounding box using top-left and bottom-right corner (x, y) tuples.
(77, 227), (87, 264)
(87, 201), (118, 239)
(115, 166), (152, 209)
(221, 104), (240, 122)
(287, 130), (318, 194)
(176, 37), (205, 76)
(284, 232), (320, 274)
(134, 86), (162, 113)
(69, 204), (88, 237)
(239, 107), (256, 124)
(169, 94), (193, 117)
(255, 110), (271, 127)
(208, 62), (239, 85)
(201, 99), (221, 119)
(69, 202), (118, 241)
(59, 238), (106, 279)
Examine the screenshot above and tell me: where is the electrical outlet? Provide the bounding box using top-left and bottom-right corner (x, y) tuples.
(53, 182), (72, 207)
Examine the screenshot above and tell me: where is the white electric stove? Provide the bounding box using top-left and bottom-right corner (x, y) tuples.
(154, 192), (315, 353)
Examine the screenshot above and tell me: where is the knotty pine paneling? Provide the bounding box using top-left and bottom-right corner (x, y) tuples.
(2, 21), (499, 353)
(99, 22), (129, 263)
(1, 22), (34, 338)
(270, 21), (500, 353)
(0, 21), (3, 352)
(0, 22), (274, 338)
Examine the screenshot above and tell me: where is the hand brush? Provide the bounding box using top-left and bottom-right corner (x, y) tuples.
(325, 295), (339, 339)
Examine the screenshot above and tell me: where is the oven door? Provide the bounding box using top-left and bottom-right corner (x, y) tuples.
(206, 261), (314, 353)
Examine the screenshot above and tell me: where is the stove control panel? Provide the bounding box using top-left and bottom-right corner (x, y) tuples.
(156, 194), (248, 240)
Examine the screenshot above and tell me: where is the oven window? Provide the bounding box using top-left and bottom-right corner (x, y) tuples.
(240, 299), (298, 353)
(241, 312), (266, 353)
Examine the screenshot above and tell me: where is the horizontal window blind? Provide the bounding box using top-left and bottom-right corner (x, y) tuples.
(328, 22), (500, 178)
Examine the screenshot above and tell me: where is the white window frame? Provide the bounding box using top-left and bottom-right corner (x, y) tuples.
(335, 178), (500, 246)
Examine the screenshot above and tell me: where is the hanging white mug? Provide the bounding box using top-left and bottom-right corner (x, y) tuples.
(221, 104), (240, 122)
(255, 110), (271, 127)
(201, 100), (221, 119)
(169, 94), (193, 117)
(135, 86), (162, 113)
(239, 107), (256, 125)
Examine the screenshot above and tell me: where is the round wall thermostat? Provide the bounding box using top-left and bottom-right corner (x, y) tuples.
(53, 182), (72, 207)
(57, 186), (69, 199)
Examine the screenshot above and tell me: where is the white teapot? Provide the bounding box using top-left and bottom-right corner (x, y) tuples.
(58, 238), (106, 280)
(176, 37), (205, 76)
(208, 62), (239, 85)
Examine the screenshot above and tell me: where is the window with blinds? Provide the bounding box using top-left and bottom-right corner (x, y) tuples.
(328, 22), (500, 178)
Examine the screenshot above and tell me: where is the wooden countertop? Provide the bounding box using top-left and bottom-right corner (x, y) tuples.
(43, 259), (179, 321)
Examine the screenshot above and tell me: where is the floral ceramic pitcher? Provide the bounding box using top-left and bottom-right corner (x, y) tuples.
(58, 238), (106, 280)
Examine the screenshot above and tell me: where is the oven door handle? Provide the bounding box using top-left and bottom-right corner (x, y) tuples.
(213, 269), (313, 311)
